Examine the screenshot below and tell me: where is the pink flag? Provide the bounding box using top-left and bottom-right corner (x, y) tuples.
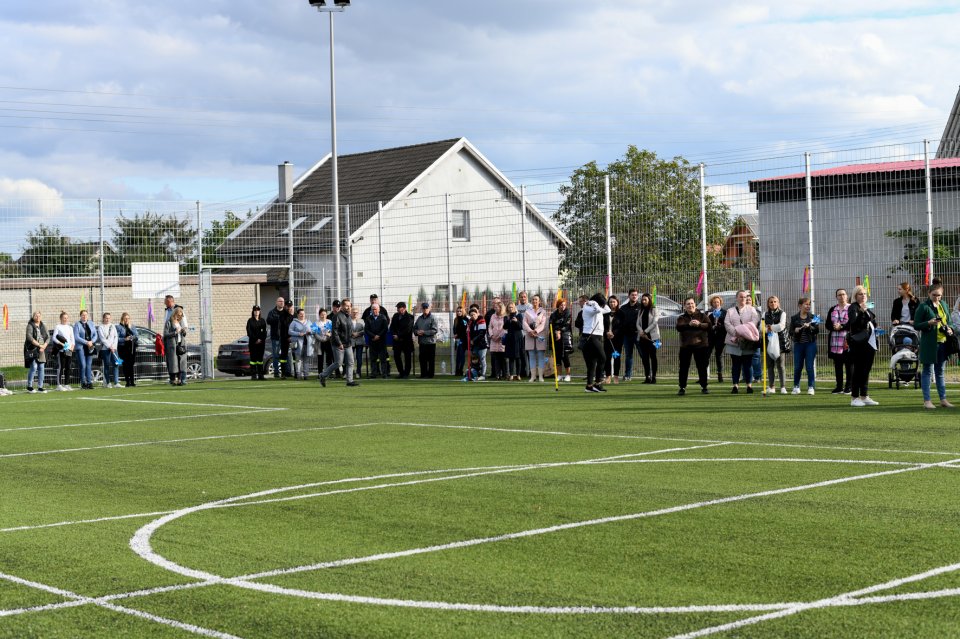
(147, 299), (155, 323)
(802, 267), (810, 293)
(695, 271), (704, 296)
(925, 258), (932, 286)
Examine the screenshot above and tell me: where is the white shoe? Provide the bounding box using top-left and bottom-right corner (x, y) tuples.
(791, 387), (801, 395)
(476, 376), (486, 381)
(780, 387), (788, 394)
(862, 396), (878, 406)
(767, 387), (775, 394)
(851, 398), (865, 407)
(563, 374), (571, 382)
(807, 388), (815, 396)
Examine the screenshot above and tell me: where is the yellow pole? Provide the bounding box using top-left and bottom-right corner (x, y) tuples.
(549, 322), (560, 392)
(761, 319), (768, 397)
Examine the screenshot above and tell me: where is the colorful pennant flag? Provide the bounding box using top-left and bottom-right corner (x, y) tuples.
(695, 271), (705, 296)
(604, 276), (611, 296)
(925, 258), (933, 286)
(482, 293), (487, 314)
(749, 281), (756, 305)
(299, 295), (307, 310)
(460, 289), (468, 311)
(651, 284), (658, 307)
(80, 295), (86, 311)
(802, 267), (810, 293)
(146, 299), (155, 324)
(512, 282), (517, 303)
(2, 304), (8, 330)
(863, 275), (871, 297)
(408, 294), (412, 311)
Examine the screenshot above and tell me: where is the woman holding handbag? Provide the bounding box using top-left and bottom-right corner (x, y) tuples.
(164, 307), (188, 386)
(915, 284), (957, 409)
(53, 311), (76, 391)
(763, 296), (789, 395)
(723, 290), (761, 394)
(846, 286), (879, 407)
(24, 311), (49, 393)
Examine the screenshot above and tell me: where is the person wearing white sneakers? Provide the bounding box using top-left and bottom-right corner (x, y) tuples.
(97, 312), (119, 389)
(763, 296), (788, 395)
(790, 297), (819, 396)
(24, 311), (49, 394)
(52, 311), (75, 391)
(550, 297), (574, 383)
(847, 286), (879, 407)
(522, 294), (548, 382)
(915, 284), (956, 410)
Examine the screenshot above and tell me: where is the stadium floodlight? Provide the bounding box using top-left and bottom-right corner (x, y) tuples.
(304, 0), (350, 299)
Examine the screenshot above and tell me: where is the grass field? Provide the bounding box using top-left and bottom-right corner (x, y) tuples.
(2, 376), (960, 638)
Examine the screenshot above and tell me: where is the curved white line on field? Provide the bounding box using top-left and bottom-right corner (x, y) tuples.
(129, 454), (960, 615)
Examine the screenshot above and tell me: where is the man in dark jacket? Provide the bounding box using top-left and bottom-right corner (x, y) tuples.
(320, 299), (358, 387)
(364, 303), (389, 378)
(278, 300), (295, 379)
(618, 289), (641, 381)
(390, 302), (415, 379)
(362, 293), (389, 324)
(265, 297), (286, 378)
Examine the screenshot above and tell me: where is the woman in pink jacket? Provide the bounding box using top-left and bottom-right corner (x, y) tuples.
(487, 304), (507, 380)
(523, 294), (548, 382)
(723, 290), (761, 394)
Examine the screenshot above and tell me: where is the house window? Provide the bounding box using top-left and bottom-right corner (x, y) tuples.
(452, 210), (470, 241)
(736, 241), (744, 258)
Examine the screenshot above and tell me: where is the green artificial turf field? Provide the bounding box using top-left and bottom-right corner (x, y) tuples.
(2, 377), (960, 638)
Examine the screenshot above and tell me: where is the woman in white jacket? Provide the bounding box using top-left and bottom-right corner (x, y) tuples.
(723, 290), (761, 394)
(53, 311), (76, 391)
(581, 293), (611, 393)
(97, 312), (120, 388)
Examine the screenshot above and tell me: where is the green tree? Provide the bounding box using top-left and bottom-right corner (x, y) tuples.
(886, 227), (960, 286)
(201, 210), (249, 266)
(108, 212), (195, 274)
(18, 225), (96, 277)
(554, 146), (730, 294)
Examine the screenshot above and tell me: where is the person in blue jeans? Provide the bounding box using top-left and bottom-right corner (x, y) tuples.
(790, 297), (819, 395)
(915, 284), (956, 409)
(73, 309), (98, 390)
(618, 289), (641, 380)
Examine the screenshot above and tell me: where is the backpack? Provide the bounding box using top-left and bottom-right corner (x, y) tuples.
(154, 333), (165, 357)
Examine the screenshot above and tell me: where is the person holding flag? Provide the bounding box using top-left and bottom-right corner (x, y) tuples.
(636, 292), (660, 384)
(790, 297), (819, 395)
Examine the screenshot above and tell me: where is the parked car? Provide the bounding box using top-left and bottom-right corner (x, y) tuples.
(698, 290), (762, 310)
(43, 325), (202, 386)
(216, 336), (276, 376)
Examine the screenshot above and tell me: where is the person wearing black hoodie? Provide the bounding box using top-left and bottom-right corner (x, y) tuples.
(618, 289), (642, 381)
(246, 305), (267, 380)
(278, 300), (295, 379)
(365, 304), (389, 378)
(265, 297), (285, 378)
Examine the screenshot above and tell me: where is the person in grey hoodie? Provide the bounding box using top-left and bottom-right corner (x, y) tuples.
(414, 302), (439, 378)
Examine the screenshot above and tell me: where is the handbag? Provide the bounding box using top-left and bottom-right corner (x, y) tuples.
(849, 329), (870, 344)
(945, 332), (960, 356)
(176, 342), (187, 356)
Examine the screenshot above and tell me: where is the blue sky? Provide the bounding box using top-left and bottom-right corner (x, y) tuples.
(0, 0), (957, 210)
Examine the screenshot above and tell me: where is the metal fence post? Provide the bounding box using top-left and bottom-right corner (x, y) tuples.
(604, 175), (612, 295)
(345, 204), (352, 299)
(698, 164), (709, 307)
(804, 152), (816, 312)
(377, 201), (384, 298)
(196, 200), (210, 379)
(445, 193), (455, 374)
(97, 199), (105, 316)
(924, 139), (934, 285)
(287, 202), (295, 303)
(520, 185), (528, 291)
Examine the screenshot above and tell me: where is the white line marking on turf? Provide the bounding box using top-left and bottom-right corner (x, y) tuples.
(391, 422), (960, 457)
(0, 409), (284, 434)
(79, 397), (277, 410)
(0, 423), (375, 460)
(0, 572), (243, 638)
(123, 454), (960, 615)
(2, 452), (939, 534)
(666, 558), (960, 639)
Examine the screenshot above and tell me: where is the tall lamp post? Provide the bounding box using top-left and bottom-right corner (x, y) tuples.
(307, 0), (349, 299)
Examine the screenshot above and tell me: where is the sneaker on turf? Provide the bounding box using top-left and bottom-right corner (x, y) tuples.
(780, 387), (788, 394)
(766, 387), (775, 394)
(27, 387), (35, 394)
(38, 387), (47, 393)
(851, 398), (865, 407)
(862, 396), (878, 406)
(476, 376), (486, 381)
(807, 388), (815, 396)
(594, 385), (607, 392)
(791, 386), (801, 395)
(563, 375), (571, 382)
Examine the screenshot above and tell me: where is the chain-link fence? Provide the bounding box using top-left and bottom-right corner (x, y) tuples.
(2, 138), (959, 387)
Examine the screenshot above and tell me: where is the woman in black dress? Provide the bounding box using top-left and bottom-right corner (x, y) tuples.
(246, 305), (268, 380)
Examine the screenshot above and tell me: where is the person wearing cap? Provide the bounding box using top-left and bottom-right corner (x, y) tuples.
(362, 293), (389, 324)
(266, 296), (286, 378)
(320, 299), (359, 387)
(390, 301), (415, 379)
(414, 302), (438, 378)
(246, 305), (267, 380)
(364, 303), (389, 378)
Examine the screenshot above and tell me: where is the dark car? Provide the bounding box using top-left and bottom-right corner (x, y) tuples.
(43, 325), (202, 385)
(217, 336), (277, 376)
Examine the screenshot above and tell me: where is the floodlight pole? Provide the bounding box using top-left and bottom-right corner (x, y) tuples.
(310, 2), (347, 300)
(924, 139), (934, 285)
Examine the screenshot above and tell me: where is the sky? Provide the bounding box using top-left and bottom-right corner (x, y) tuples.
(0, 0), (957, 215)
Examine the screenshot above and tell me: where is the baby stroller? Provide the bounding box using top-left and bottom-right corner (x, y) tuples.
(887, 324), (920, 389)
